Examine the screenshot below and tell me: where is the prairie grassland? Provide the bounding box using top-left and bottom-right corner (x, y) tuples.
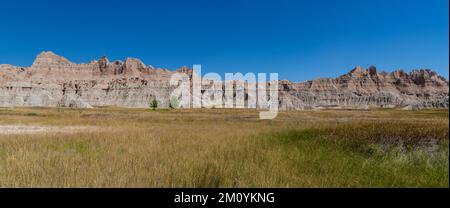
(0, 107), (448, 187)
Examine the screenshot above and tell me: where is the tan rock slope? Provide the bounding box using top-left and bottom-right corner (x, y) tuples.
(0, 52), (448, 109)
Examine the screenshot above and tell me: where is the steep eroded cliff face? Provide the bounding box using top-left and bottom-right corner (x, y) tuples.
(0, 52), (177, 108)
(0, 52), (448, 109)
(279, 66), (448, 110)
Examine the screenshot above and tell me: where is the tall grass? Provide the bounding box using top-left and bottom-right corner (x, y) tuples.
(0, 108), (448, 187)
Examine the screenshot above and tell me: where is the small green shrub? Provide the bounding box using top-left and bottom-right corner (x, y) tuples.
(150, 98), (158, 110)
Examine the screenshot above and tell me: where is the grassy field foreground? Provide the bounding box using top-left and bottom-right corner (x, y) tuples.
(0, 107), (448, 187)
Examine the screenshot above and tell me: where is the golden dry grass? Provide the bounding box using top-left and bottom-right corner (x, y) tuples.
(0, 107), (448, 187)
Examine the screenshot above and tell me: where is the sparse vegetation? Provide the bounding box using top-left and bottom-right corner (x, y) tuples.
(0, 108), (448, 187)
(150, 98), (158, 110)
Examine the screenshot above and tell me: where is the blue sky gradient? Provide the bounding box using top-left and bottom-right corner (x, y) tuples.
(0, 0), (448, 81)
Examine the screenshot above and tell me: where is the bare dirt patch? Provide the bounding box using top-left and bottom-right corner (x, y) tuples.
(0, 125), (97, 135)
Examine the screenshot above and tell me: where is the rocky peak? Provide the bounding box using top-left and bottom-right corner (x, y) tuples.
(98, 55), (110, 69)
(409, 69), (446, 86)
(410, 69), (435, 79)
(366, 65), (378, 77)
(379, 71), (388, 77)
(123, 58), (147, 74)
(124, 58), (145, 67)
(348, 65), (366, 77)
(112, 60), (124, 66)
(176, 66), (193, 75)
(392, 70), (408, 79)
(32, 51), (73, 67)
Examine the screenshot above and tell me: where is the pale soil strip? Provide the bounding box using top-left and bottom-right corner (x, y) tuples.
(0, 125), (97, 135)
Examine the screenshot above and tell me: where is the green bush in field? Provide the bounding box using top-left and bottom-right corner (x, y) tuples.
(150, 98), (158, 110)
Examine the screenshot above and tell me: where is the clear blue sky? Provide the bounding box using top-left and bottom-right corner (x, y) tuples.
(0, 0), (448, 81)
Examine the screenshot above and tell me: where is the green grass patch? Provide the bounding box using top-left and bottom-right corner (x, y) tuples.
(265, 126), (449, 187)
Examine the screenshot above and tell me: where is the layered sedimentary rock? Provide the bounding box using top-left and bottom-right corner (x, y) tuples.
(0, 52), (177, 108)
(279, 66), (449, 110)
(0, 52), (448, 109)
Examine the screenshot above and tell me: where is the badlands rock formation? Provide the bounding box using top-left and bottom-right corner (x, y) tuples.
(0, 52), (448, 110)
(279, 66), (449, 110)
